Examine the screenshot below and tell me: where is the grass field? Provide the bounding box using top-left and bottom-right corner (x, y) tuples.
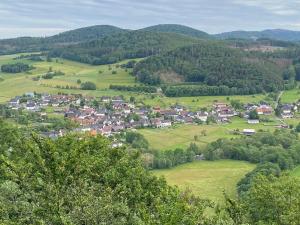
(291, 166), (300, 177)
(139, 117), (280, 150)
(153, 160), (255, 202)
(0, 53), (273, 110)
(281, 88), (300, 103)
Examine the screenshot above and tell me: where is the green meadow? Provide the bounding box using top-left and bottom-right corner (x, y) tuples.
(153, 160), (255, 202)
(0, 54), (270, 110)
(291, 166), (300, 177)
(139, 117), (280, 150)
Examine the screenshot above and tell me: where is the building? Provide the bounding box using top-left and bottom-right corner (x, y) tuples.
(243, 129), (256, 136)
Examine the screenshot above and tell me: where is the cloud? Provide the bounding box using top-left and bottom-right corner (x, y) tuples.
(0, 0), (300, 38)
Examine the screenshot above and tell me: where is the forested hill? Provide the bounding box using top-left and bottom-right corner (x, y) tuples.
(48, 31), (201, 65)
(141, 24), (212, 39)
(0, 25), (127, 55)
(134, 42), (285, 94)
(216, 29), (300, 42)
(45, 25), (128, 44)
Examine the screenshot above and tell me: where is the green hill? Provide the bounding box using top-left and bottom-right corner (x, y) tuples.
(216, 29), (300, 42)
(0, 25), (127, 55)
(134, 42), (284, 94)
(45, 25), (128, 44)
(141, 24), (211, 39)
(48, 31), (201, 65)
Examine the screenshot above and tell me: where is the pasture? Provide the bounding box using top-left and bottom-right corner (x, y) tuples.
(153, 160), (255, 202)
(1, 54), (272, 110)
(139, 117), (279, 150)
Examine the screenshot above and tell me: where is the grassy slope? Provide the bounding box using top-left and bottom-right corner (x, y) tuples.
(281, 88), (300, 103)
(139, 117), (280, 150)
(0, 54), (268, 108)
(291, 166), (300, 177)
(153, 160), (255, 202)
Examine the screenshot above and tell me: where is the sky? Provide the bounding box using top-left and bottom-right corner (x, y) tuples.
(1, 0), (300, 38)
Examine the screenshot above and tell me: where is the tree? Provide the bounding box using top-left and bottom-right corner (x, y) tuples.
(0, 121), (212, 224)
(296, 123), (300, 133)
(249, 110), (259, 120)
(80, 81), (97, 90)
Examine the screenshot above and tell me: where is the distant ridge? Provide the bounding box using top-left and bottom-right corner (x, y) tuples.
(46, 25), (128, 43)
(140, 24), (212, 39)
(215, 29), (300, 41)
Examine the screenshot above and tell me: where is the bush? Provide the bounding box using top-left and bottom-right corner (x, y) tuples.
(80, 81), (97, 90)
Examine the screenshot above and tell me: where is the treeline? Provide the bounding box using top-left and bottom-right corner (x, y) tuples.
(48, 31), (199, 65)
(134, 43), (284, 93)
(147, 143), (201, 169)
(1, 63), (34, 73)
(205, 130), (300, 170)
(124, 132), (201, 169)
(109, 84), (157, 93)
(162, 84), (261, 97)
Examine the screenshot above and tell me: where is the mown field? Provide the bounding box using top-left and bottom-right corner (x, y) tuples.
(139, 117), (281, 150)
(153, 160), (255, 202)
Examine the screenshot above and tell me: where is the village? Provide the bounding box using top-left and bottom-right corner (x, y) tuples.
(6, 92), (300, 140)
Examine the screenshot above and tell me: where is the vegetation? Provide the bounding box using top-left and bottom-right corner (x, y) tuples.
(109, 85), (157, 93)
(205, 130), (300, 170)
(134, 43), (284, 94)
(141, 24), (211, 39)
(1, 63), (34, 73)
(48, 31), (200, 65)
(80, 81), (97, 90)
(0, 120), (212, 224)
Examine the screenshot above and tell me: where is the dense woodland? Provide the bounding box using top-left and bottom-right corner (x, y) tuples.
(134, 43), (285, 94)
(48, 31), (200, 65)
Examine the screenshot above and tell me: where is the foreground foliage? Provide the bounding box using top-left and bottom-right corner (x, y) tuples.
(0, 121), (211, 225)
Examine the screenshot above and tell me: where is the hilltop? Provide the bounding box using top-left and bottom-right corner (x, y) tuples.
(48, 31), (201, 65)
(216, 29), (300, 42)
(140, 24), (211, 39)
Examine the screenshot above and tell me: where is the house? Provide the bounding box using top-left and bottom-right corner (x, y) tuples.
(256, 105), (272, 115)
(248, 119), (259, 124)
(151, 118), (172, 128)
(26, 102), (38, 111)
(9, 97), (21, 108)
(196, 112), (208, 122)
(281, 104), (293, 118)
(243, 129), (256, 136)
(101, 96), (111, 103)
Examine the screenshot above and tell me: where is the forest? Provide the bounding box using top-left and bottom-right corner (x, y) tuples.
(134, 43), (285, 94)
(48, 31), (200, 65)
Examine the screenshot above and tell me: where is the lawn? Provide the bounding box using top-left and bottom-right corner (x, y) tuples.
(153, 160), (255, 202)
(139, 117), (279, 150)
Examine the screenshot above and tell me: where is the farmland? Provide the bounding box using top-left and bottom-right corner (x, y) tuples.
(1, 53), (272, 109)
(153, 160), (255, 202)
(139, 117), (280, 150)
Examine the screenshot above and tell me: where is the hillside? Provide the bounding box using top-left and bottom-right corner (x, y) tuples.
(134, 42), (284, 94)
(0, 25), (127, 55)
(216, 29), (300, 41)
(45, 25), (128, 43)
(48, 31), (201, 65)
(141, 24), (211, 39)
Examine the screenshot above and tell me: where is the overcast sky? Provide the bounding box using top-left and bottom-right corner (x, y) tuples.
(1, 0), (300, 38)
